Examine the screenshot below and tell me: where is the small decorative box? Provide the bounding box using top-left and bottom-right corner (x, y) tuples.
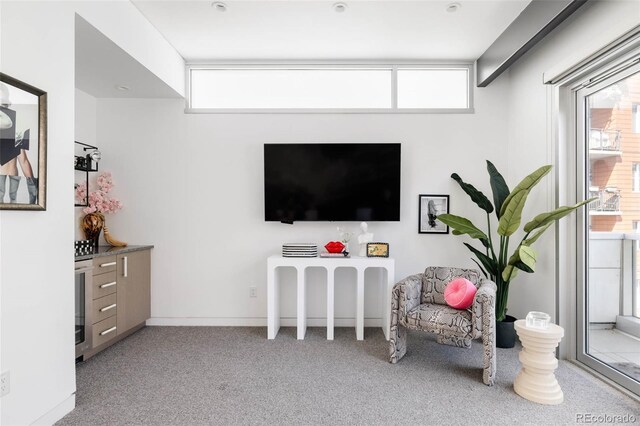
(75, 239), (94, 257)
(525, 311), (551, 329)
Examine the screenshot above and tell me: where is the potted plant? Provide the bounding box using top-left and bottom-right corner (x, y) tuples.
(437, 161), (593, 348)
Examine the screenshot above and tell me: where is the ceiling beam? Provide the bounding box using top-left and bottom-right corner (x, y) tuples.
(476, 0), (589, 87)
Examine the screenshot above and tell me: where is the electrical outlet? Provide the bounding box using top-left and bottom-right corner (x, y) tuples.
(249, 286), (257, 298)
(1, 371), (10, 397)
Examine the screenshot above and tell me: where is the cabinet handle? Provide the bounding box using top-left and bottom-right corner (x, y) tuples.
(100, 261), (116, 267)
(99, 281), (116, 289)
(99, 303), (117, 312)
(100, 326), (117, 336)
(123, 256), (128, 278)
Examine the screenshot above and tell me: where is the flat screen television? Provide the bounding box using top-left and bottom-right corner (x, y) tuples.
(264, 143), (401, 222)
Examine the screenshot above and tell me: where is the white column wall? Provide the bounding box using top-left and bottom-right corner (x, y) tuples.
(0, 1), (184, 424)
(1, 3), (76, 424)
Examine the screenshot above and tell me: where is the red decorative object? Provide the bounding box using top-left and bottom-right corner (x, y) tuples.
(324, 241), (345, 253)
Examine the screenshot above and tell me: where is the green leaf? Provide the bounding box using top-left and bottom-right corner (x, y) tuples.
(463, 243), (497, 276)
(497, 189), (530, 236)
(506, 244), (536, 274)
(514, 261), (534, 273)
(507, 249), (520, 266)
(522, 223), (553, 246)
(438, 214), (488, 241)
(518, 246), (537, 271)
(497, 165), (552, 236)
(451, 173), (494, 214)
(502, 265), (519, 282)
(487, 160), (510, 219)
(499, 165), (552, 218)
(523, 198), (597, 233)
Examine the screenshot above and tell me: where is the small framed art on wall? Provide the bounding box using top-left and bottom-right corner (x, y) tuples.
(418, 194), (449, 234)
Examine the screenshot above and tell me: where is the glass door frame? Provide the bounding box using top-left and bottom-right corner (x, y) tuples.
(575, 59), (640, 397)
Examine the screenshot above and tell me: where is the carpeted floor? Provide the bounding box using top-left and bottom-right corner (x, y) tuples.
(58, 326), (639, 425)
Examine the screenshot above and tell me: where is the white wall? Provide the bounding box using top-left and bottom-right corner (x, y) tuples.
(0, 2), (183, 424)
(504, 0), (640, 322)
(75, 89), (97, 148)
(96, 74), (511, 326)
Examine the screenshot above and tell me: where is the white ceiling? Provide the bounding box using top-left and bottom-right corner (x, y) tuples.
(132, 0), (531, 62)
(75, 16), (182, 99)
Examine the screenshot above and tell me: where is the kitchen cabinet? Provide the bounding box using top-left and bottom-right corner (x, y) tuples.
(117, 249), (151, 334)
(81, 246), (152, 360)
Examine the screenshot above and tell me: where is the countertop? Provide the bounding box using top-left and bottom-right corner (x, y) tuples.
(75, 245), (154, 261)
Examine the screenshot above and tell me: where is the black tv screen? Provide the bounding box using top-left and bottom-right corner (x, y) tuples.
(264, 143), (401, 222)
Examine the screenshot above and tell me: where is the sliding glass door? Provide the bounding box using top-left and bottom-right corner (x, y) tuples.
(577, 59), (640, 396)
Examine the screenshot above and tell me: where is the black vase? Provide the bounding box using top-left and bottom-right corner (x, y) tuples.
(496, 315), (517, 348)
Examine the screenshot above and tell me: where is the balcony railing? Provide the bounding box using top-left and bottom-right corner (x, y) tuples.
(589, 128), (621, 151)
(589, 188), (621, 213)
(589, 232), (640, 329)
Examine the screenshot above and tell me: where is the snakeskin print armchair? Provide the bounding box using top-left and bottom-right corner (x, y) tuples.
(389, 266), (497, 386)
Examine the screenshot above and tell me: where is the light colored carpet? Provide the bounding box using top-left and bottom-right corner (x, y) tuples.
(58, 327), (639, 425)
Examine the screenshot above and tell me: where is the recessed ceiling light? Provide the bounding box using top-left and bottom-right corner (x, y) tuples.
(115, 85), (130, 91)
(211, 1), (227, 12)
(333, 2), (347, 13)
(446, 2), (461, 13)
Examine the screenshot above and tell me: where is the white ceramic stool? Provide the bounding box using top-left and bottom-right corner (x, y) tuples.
(514, 319), (564, 405)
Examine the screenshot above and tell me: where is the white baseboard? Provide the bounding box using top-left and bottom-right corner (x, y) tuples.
(31, 394), (75, 426)
(146, 317), (383, 327)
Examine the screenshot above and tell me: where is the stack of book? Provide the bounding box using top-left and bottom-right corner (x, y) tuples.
(282, 243), (318, 258)
(319, 252), (350, 258)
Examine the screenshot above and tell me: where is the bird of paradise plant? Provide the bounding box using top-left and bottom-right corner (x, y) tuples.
(437, 161), (594, 322)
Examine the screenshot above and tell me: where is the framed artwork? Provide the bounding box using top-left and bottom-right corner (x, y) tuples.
(367, 242), (389, 258)
(0, 73), (47, 210)
(419, 194), (449, 234)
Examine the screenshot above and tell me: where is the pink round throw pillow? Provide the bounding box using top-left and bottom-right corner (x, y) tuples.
(444, 277), (477, 310)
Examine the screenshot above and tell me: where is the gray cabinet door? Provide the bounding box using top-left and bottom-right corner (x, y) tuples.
(116, 249), (151, 333)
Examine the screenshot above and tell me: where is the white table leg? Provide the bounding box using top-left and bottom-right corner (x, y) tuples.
(356, 267), (365, 341)
(327, 267), (335, 340)
(297, 266), (307, 340)
(382, 264), (394, 340)
(267, 264), (279, 339)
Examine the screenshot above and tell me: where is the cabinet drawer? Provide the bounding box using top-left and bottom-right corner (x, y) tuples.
(93, 272), (117, 299)
(93, 255), (117, 275)
(93, 316), (117, 348)
(93, 293), (117, 323)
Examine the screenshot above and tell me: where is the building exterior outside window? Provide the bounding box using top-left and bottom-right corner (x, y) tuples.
(589, 74), (640, 231)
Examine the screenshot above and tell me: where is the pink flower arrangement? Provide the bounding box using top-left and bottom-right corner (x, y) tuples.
(75, 171), (123, 215)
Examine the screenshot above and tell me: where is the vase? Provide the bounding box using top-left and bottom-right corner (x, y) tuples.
(81, 212), (105, 250)
(496, 315), (517, 348)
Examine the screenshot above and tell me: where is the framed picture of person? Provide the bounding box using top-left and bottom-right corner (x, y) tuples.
(419, 194), (449, 234)
(0, 73), (47, 210)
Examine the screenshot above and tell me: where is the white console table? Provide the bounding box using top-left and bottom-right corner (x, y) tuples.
(267, 255), (395, 341)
